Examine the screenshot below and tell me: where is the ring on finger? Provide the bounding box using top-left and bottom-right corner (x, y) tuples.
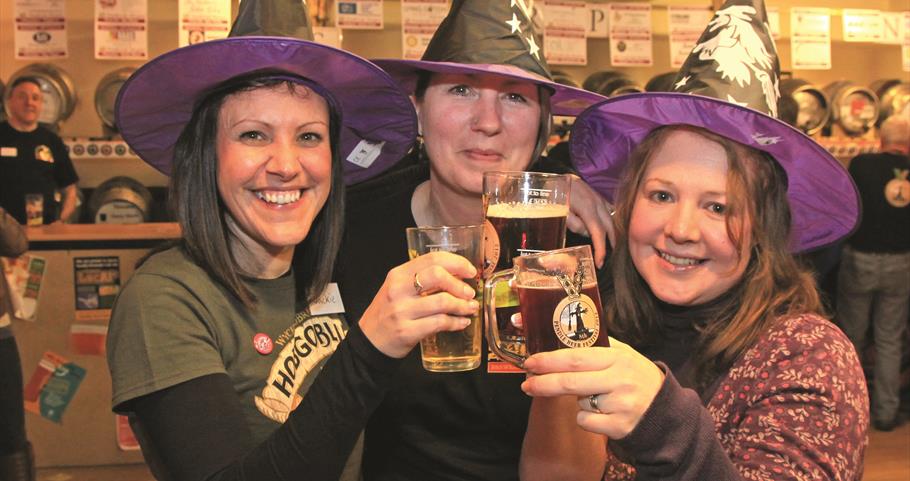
(588, 394), (604, 414)
(413, 273), (425, 296)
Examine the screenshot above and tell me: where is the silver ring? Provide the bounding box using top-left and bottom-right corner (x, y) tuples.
(588, 394), (604, 414)
(414, 273), (425, 295)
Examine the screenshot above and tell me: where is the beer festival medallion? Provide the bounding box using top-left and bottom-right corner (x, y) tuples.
(552, 293), (600, 348)
(482, 220), (501, 277)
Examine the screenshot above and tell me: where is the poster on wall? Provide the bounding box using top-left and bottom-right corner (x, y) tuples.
(586, 2), (608, 39)
(667, 5), (712, 69)
(543, 0), (587, 66)
(608, 3), (652, 67)
(880, 12), (903, 45)
(314, 26), (343, 48)
(337, 0), (384, 29)
(904, 12), (910, 72)
(73, 256), (120, 322)
(24, 351), (86, 424)
(14, 0), (68, 59)
(2, 255), (46, 321)
(400, 0), (448, 60)
(178, 0), (231, 47)
(95, 0), (148, 60)
(790, 7), (830, 70)
(842, 9), (883, 43)
(767, 6), (781, 40)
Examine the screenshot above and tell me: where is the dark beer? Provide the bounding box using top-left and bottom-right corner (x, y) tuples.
(486, 202), (568, 271)
(516, 282), (609, 355)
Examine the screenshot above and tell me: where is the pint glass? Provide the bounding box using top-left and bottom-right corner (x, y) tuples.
(406, 225), (484, 372)
(483, 245), (609, 368)
(483, 172), (570, 349)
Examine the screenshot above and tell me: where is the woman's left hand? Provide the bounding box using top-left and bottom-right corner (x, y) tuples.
(520, 338), (665, 440)
(566, 174), (615, 268)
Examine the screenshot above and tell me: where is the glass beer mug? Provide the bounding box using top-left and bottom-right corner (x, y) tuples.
(483, 172), (571, 353)
(483, 245), (609, 368)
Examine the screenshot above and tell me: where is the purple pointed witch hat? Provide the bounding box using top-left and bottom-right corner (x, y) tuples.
(570, 0), (858, 252)
(115, 0), (416, 185)
(372, 0), (604, 116)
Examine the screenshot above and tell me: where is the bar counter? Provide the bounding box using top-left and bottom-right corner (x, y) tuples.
(16, 223), (180, 468)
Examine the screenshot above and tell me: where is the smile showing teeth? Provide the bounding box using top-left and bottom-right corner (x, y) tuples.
(256, 190), (302, 205)
(658, 249), (702, 267)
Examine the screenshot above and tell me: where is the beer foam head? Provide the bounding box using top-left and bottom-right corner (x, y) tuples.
(486, 202), (569, 218)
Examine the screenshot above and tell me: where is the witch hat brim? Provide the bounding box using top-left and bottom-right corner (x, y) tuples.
(373, 59), (605, 116)
(570, 93), (859, 252)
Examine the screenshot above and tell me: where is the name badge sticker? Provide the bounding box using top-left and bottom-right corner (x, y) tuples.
(1, 147), (18, 157)
(346, 140), (385, 169)
(309, 283), (346, 315)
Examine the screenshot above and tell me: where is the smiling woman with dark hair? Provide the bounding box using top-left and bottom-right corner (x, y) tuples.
(105, 24), (481, 481)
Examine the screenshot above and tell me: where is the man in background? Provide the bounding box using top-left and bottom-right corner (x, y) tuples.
(837, 114), (910, 432)
(0, 77), (78, 225)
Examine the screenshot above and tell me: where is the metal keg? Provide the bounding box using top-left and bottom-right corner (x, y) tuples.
(95, 67), (136, 134)
(582, 71), (642, 97)
(870, 79), (910, 125)
(645, 72), (679, 92)
(823, 81), (880, 136)
(779, 78), (830, 135)
(551, 70), (580, 89)
(4, 64), (77, 127)
(87, 176), (152, 224)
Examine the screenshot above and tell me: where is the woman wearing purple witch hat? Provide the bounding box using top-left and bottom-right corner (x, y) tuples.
(105, 3), (483, 480)
(520, 1), (868, 480)
(332, 1), (610, 479)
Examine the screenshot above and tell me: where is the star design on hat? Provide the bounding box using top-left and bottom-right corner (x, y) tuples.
(725, 94), (749, 107)
(751, 132), (782, 145)
(674, 75), (690, 90)
(526, 33), (540, 59)
(506, 12), (523, 34)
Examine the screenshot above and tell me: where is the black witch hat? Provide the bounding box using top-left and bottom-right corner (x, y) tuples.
(373, 0), (604, 116)
(229, 0), (314, 39)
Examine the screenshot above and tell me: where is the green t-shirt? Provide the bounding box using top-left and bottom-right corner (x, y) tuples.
(107, 246), (361, 479)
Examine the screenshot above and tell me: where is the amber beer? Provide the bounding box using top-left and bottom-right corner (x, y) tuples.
(516, 282), (609, 354)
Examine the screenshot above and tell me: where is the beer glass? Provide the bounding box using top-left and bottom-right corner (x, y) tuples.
(483, 171), (571, 350)
(406, 225), (484, 372)
(483, 245), (608, 368)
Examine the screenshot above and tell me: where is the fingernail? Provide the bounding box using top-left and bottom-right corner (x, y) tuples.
(468, 300), (480, 311)
(463, 284), (476, 297)
(460, 317), (471, 328)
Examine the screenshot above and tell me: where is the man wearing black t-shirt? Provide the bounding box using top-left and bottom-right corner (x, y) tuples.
(837, 114), (910, 432)
(0, 77), (78, 225)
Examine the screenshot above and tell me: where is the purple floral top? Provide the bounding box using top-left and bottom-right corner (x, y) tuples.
(604, 313), (869, 481)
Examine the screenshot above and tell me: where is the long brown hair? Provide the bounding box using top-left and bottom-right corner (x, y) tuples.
(167, 71), (345, 309)
(608, 125), (822, 387)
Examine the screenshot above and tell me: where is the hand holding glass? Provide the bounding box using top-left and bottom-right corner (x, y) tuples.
(406, 225), (484, 372)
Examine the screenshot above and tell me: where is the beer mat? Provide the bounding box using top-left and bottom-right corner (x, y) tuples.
(116, 415), (141, 451)
(70, 323), (108, 356)
(2, 255), (46, 321)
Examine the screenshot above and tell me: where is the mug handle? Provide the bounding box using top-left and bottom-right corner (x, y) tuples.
(484, 269), (527, 368)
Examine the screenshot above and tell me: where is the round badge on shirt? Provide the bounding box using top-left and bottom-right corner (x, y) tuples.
(253, 333), (273, 355)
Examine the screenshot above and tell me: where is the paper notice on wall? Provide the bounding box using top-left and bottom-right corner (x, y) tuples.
(116, 415), (141, 451)
(24, 351), (86, 424)
(70, 323), (108, 356)
(95, 0), (148, 59)
(337, 0), (384, 30)
(313, 26), (343, 48)
(73, 256), (120, 322)
(608, 3), (652, 67)
(178, 0), (230, 47)
(667, 6), (712, 68)
(586, 2), (608, 38)
(767, 6), (781, 40)
(2, 255), (46, 321)
(14, 0), (67, 59)
(880, 12), (903, 45)
(790, 7), (830, 70)
(400, 0), (448, 60)
(904, 12), (910, 72)
(542, 0), (587, 66)
(842, 9), (883, 43)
